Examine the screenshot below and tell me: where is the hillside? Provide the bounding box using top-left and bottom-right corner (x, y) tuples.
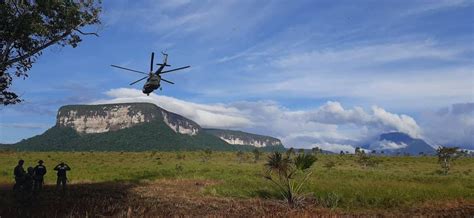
(376, 132), (436, 155)
(10, 103), (285, 152)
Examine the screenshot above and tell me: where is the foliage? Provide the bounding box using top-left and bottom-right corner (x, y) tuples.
(437, 146), (460, 175)
(9, 121), (286, 152)
(356, 152), (382, 168)
(252, 148), (262, 163)
(264, 152), (317, 207)
(312, 147), (322, 154)
(286, 147), (295, 157)
(0, 0), (102, 105)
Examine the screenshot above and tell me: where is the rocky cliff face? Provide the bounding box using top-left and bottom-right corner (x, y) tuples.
(57, 103), (200, 135)
(204, 129), (283, 148)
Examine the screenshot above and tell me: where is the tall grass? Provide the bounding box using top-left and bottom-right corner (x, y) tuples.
(1, 151), (473, 210)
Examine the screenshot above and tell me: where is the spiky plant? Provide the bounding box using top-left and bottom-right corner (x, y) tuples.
(264, 152), (317, 207)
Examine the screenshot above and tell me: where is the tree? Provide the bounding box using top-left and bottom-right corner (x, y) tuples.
(264, 152), (317, 207)
(252, 148), (262, 163)
(354, 147), (361, 155)
(1, 1), (102, 105)
(298, 148), (305, 155)
(437, 146), (460, 175)
(312, 147), (322, 154)
(286, 147), (295, 157)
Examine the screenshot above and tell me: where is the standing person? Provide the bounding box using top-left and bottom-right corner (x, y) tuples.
(54, 162), (71, 194)
(23, 167), (34, 193)
(33, 160), (47, 192)
(13, 159), (26, 191)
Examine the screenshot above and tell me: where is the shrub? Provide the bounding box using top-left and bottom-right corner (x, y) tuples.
(264, 152), (317, 208)
(437, 146), (460, 175)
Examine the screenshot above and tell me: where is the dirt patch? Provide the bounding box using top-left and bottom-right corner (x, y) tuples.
(1, 179), (473, 217)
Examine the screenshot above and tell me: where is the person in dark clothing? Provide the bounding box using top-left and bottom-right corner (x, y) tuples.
(54, 162), (71, 193)
(33, 160), (47, 192)
(13, 159), (26, 191)
(23, 167), (34, 193)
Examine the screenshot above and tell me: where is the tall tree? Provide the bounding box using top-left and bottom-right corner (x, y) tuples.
(0, 0), (101, 105)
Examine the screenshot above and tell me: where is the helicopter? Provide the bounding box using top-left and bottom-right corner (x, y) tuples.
(111, 52), (190, 95)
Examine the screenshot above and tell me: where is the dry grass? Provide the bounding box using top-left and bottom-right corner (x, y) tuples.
(1, 151), (474, 216)
(1, 179), (473, 217)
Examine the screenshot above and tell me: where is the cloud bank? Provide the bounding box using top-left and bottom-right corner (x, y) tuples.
(420, 103), (474, 147)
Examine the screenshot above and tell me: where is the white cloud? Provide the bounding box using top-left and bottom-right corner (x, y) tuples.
(0, 123), (50, 130)
(311, 142), (357, 154)
(93, 88), (423, 149)
(369, 140), (408, 150)
(196, 40), (474, 110)
(420, 103), (474, 148)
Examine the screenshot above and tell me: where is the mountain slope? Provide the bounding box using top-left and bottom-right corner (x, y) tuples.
(11, 103), (285, 151)
(204, 128), (285, 151)
(377, 132), (436, 155)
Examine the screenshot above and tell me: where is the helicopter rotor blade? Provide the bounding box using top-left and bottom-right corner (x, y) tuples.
(129, 76), (149, 85)
(160, 78), (175, 84)
(159, 66), (190, 74)
(111, 65), (148, 75)
(150, 52), (154, 72)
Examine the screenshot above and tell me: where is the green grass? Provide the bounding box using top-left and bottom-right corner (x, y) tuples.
(1, 151), (473, 210)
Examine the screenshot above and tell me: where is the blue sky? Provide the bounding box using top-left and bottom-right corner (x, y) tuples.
(1, 0), (473, 150)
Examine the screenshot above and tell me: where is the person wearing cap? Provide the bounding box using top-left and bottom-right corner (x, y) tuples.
(54, 162), (71, 193)
(13, 159), (26, 191)
(33, 160), (47, 192)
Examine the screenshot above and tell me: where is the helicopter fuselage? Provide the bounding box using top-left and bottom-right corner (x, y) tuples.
(143, 74), (161, 95)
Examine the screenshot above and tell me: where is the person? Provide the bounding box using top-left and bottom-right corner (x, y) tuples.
(23, 167), (34, 193)
(13, 159), (26, 191)
(54, 162), (71, 193)
(33, 160), (47, 192)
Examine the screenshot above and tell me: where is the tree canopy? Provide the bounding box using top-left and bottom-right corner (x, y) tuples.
(0, 0), (102, 105)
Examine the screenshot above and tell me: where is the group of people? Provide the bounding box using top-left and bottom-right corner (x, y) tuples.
(13, 159), (71, 195)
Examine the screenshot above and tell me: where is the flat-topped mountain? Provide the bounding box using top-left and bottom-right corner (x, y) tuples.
(57, 103), (200, 135)
(11, 103), (285, 151)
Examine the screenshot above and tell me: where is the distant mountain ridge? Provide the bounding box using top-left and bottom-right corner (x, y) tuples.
(375, 132), (436, 155)
(203, 128), (283, 148)
(8, 103), (285, 152)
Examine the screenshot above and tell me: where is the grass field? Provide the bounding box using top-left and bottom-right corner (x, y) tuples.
(1, 151), (473, 216)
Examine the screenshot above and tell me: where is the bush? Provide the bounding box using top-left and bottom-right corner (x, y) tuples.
(264, 152), (317, 207)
